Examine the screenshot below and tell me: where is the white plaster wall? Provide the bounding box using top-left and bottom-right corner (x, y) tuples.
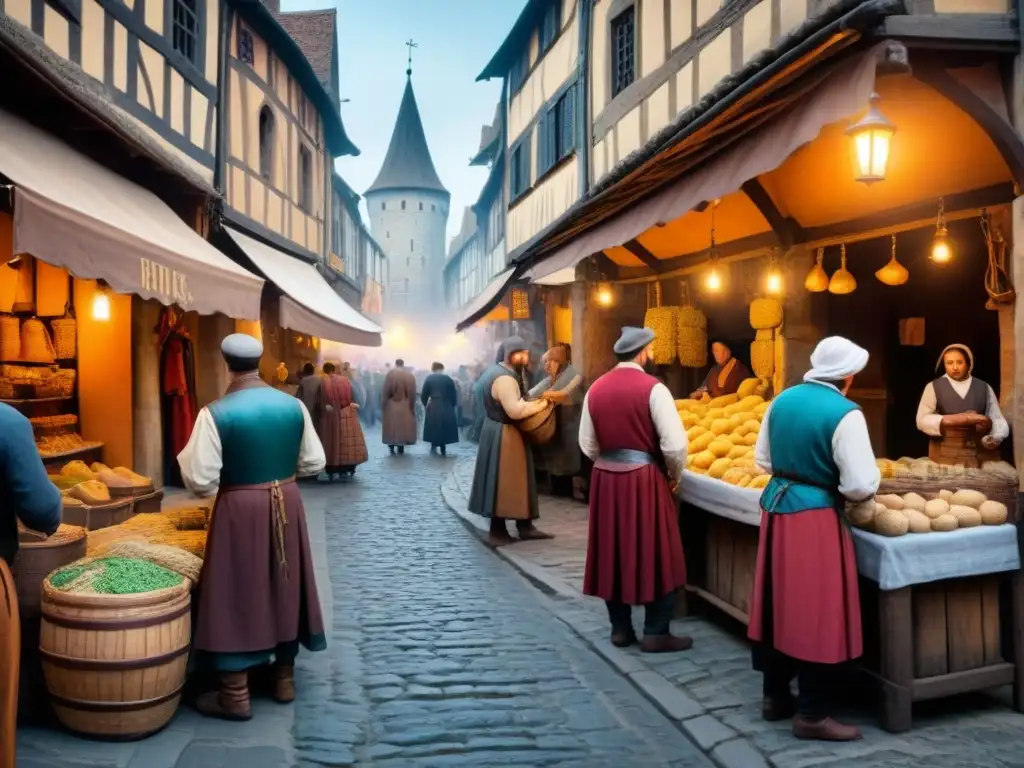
(366, 189), (449, 317)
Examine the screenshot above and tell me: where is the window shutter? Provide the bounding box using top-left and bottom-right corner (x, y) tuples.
(521, 139), (531, 188)
(563, 86), (576, 156)
(546, 106), (557, 169)
(536, 116), (547, 178)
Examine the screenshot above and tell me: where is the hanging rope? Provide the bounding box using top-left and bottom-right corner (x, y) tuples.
(981, 210), (1015, 307)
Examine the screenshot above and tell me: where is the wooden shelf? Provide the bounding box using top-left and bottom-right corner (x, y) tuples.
(0, 396), (73, 405)
(38, 442), (103, 462)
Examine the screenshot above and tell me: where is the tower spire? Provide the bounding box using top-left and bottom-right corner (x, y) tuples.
(405, 39), (417, 77)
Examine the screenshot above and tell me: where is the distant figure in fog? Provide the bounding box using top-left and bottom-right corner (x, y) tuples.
(294, 363), (322, 428)
(320, 362), (368, 479)
(381, 359), (417, 455)
(421, 362), (459, 456)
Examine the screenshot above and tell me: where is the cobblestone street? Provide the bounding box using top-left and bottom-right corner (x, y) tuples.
(16, 431), (713, 767)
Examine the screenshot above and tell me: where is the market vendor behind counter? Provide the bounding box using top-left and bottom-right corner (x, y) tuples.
(915, 343), (1008, 466)
(691, 340), (752, 401)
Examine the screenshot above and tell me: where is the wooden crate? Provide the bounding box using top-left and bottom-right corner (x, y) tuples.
(860, 570), (1024, 733)
(687, 513), (759, 624)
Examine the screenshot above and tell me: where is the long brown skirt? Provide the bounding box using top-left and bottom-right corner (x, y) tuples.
(0, 559), (19, 768)
(194, 481), (325, 655)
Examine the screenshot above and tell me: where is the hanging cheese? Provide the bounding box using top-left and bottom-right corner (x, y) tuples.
(750, 329), (775, 379)
(749, 298), (783, 330)
(677, 305), (708, 368)
(35, 261), (70, 317)
(643, 307), (679, 365)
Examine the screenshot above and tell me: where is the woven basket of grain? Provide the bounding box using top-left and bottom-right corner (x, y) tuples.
(516, 402), (556, 445)
(95, 540), (203, 584)
(51, 316), (76, 359)
(0, 316), (19, 361)
(20, 319), (55, 364)
(148, 530), (207, 558)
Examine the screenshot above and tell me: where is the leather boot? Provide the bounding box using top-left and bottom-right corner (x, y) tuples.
(640, 634), (693, 653)
(516, 522), (554, 541)
(792, 715), (862, 741)
(762, 695), (797, 722)
(610, 628), (638, 648)
(196, 672), (252, 721)
(272, 664), (296, 704)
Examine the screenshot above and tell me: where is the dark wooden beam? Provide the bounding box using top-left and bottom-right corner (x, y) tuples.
(740, 178), (804, 247)
(621, 238), (663, 272)
(879, 14), (1019, 51)
(911, 60), (1024, 189)
(615, 231), (779, 281)
(799, 182), (1016, 243)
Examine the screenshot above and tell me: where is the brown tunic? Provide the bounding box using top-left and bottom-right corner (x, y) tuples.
(703, 357), (751, 398)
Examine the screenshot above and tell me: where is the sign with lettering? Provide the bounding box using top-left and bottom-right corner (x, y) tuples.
(140, 258), (193, 307)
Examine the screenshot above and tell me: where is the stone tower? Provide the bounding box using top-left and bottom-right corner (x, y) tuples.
(365, 71), (449, 318)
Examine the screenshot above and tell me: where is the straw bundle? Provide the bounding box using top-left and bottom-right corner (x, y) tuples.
(97, 540), (203, 584)
(165, 506), (210, 531)
(148, 530), (207, 558)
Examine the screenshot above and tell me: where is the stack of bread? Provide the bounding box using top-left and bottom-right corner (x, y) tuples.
(847, 488), (1009, 537)
(677, 389), (772, 488)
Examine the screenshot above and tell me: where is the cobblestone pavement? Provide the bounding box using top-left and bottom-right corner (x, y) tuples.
(443, 456), (1024, 768)
(16, 430), (714, 767)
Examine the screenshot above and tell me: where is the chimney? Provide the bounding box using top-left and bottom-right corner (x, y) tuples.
(260, 0), (280, 13)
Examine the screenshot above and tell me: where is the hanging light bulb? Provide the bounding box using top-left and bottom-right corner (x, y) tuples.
(595, 281), (614, 307)
(704, 267), (722, 293)
(804, 248), (829, 292)
(846, 92), (896, 184)
(930, 197), (953, 265)
(764, 250), (783, 295)
(702, 200), (722, 293)
(92, 285), (111, 321)
(875, 234), (909, 286)
(828, 244), (857, 295)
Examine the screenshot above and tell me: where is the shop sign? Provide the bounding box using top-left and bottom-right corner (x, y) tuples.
(140, 257), (193, 307)
(329, 254), (345, 274)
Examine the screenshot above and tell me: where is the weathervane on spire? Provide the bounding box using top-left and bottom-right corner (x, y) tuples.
(405, 39), (417, 77)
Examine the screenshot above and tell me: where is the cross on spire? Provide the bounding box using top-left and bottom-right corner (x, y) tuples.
(405, 39), (417, 77)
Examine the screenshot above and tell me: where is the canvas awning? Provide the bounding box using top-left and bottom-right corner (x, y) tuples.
(0, 109), (263, 320)
(455, 267), (518, 331)
(224, 226), (382, 347)
(527, 48), (879, 281)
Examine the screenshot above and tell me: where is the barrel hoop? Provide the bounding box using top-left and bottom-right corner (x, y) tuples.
(41, 600), (190, 631)
(39, 643), (189, 671)
(48, 683), (184, 713)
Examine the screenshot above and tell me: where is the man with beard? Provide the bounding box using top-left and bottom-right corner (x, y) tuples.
(916, 343), (1008, 461)
(579, 327), (691, 653)
(468, 337), (553, 546)
(177, 334), (326, 720)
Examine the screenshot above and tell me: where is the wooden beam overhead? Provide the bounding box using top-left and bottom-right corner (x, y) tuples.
(879, 14), (1020, 52)
(621, 238), (663, 272)
(740, 178), (805, 247)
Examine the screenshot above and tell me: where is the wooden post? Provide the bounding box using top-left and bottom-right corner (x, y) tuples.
(1012, 196), (1024, 491)
(878, 587), (914, 733)
(780, 247), (824, 389)
(195, 314), (234, 408)
(131, 297), (163, 487)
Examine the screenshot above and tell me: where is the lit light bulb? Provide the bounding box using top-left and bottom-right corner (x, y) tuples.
(765, 271), (782, 295)
(930, 230), (953, 264)
(92, 291), (111, 321)
(597, 288), (613, 307)
(704, 268), (722, 293)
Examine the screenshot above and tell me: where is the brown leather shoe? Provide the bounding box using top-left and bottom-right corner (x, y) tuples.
(517, 526), (554, 541)
(792, 715), (862, 741)
(762, 695), (797, 722)
(272, 664), (296, 704)
(640, 634), (693, 653)
(611, 629), (638, 648)
(196, 672), (252, 721)
(486, 532), (515, 548)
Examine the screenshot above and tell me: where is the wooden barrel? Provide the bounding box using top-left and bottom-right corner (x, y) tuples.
(39, 578), (191, 739)
(928, 426), (1000, 468)
(518, 403), (556, 445)
(12, 524), (87, 722)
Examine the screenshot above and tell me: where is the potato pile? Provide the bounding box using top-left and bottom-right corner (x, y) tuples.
(848, 488), (1009, 537)
(677, 391), (772, 488)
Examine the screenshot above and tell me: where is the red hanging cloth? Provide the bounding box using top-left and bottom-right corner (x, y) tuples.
(159, 309), (196, 461)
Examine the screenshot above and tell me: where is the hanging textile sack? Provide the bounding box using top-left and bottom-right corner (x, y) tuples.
(21, 318), (56, 364)
(0, 315), (19, 361)
(51, 312), (77, 360)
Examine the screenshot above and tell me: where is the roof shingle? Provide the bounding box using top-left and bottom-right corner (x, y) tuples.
(274, 9), (338, 98)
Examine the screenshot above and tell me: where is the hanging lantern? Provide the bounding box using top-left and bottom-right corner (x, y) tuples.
(509, 287), (531, 319)
(594, 281), (614, 307)
(875, 234), (909, 286)
(91, 285), (111, 321)
(846, 92), (896, 184)
(828, 244), (857, 295)
(702, 200), (722, 293)
(804, 248), (828, 292)
(764, 251), (783, 295)
(930, 197), (953, 265)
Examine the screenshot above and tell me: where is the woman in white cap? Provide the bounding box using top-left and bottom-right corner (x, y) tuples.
(916, 343), (1008, 459)
(747, 336), (880, 742)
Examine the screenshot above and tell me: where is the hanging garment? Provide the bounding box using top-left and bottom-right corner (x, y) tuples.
(160, 312), (197, 486)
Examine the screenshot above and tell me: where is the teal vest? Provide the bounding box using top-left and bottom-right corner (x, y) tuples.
(209, 387), (305, 486)
(761, 382), (859, 514)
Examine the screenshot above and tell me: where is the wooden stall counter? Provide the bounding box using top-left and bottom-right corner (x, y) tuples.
(678, 471), (1024, 733)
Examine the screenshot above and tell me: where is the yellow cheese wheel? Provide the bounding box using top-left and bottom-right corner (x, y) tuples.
(699, 417), (715, 430)
(692, 451), (717, 470)
(874, 509), (909, 537)
(951, 489), (987, 509)
(906, 510), (932, 533)
(877, 494), (905, 510)
(743, 420), (760, 433)
(923, 498), (950, 519)
(708, 440), (733, 458)
(675, 399), (701, 410)
(710, 419), (732, 435)
(681, 412), (699, 429)
(728, 414), (746, 429)
(706, 408), (727, 420)
(949, 505), (982, 528)
(931, 513), (958, 532)
(687, 426), (708, 441)
(708, 393), (739, 408)
(738, 475), (753, 488)
(733, 425), (752, 438)
(742, 433), (758, 446)
(688, 433), (715, 455)
(748, 474), (770, 489)
(721, 467), (749, 485)
(901, 493), (927, 512)
(708, 458), (732, 479)
(727, 445), (749, 460)
(979, 500), (1008, 526)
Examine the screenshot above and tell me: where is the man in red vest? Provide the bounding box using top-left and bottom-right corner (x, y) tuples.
(579, 327), (691, 652)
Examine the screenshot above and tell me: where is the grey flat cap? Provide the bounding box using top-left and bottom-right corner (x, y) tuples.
(503, 336), (527, 355)
(221, 333), (263, 361)
(613, 326), (656, 356)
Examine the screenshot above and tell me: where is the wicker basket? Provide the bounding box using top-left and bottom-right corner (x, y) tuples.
(0, 315), (19, 361)
(51, 316), (76, 359)
(21, 319), (55, 364)
(51, 368), (75, 397)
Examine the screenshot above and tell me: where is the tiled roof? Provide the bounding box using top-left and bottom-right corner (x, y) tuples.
(274, 9), (338, 98)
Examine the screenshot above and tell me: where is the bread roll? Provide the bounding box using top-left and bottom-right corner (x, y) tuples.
(951, 489), (987, 509)
(931, 514), (958, 532)
(901, 492), (927, 511)
(923, 498), (950, 519)
(906, 510), (931, 533)
(874, 508), (909, 537)
(949, 505), (982, 528)
(979, 500), (1009, 526)
(877, 494), (905, 510)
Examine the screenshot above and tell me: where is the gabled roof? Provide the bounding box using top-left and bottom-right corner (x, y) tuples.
(274, 9), (339, 100)
(232, 0), (358, 157)
(470, 101), (503, 166)
(477, 0), (547, 82)
(366, 76), (448, 196)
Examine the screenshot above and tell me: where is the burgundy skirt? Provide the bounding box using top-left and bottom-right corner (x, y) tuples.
(583, 465), (687, 605)
(194, 480), (325, 654)
(747, 508), (862, 664)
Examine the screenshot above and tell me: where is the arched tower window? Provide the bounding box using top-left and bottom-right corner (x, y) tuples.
(258, 106), (274, 182)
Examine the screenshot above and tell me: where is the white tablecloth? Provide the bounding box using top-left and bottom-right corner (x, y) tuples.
(677, 470), (1021, 590)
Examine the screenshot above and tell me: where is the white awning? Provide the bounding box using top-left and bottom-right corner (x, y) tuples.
(455, 268), (517, 331)
(224, 226), (382, 347)
(528, 266), (576, 285)
(528, 48), (879, 281)
(0, 109), (263, 320)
